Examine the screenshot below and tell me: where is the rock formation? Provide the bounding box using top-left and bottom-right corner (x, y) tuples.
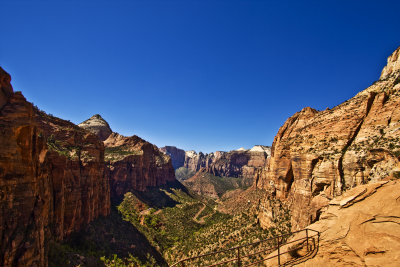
(180, 146), (270, 184)
(206, 147), (270, 184)
(257, 46), (400, 231)
(266, 179), (400, 266)
(159, 146), (186, 169)
(78, 114), (112, 141)
(183, 150), (215, 172)
(0, 68), (110, 266)
(182, 170), (243, 199)
(104, 133), (176, 198)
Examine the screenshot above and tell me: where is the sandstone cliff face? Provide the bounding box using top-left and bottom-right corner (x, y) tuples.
(206, 148), (270, 184)
(0, 68), (110, 266)
(104, 133), (176, 198)
(183, 150), (214, 172)
(257, 47), (400, 231)
(266, 180), (400, 266)
(183, 146), (270, 183)
(159, 146), (185, 169)
(78, 114), (112, 141)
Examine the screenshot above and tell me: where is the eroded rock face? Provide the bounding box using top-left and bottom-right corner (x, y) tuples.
(257, 46), (400, 231)
(104, 133), (176, 198)
(207, 148), (270, 184)
(159, 146), (185, 169)
(265, 180), (400, 266)
(281, 180), (400, 266)
(0, 74), (110, 266)
(183, 146), (270, 183)
(78, 114), (112, 141)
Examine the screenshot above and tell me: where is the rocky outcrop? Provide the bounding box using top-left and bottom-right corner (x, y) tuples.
(257, 46), (400, 231)
(380, 46), (400, 79)
(182, 146), (270, 184)
(159, 146), (185, 169)
(0, 69), (110, 266)
(78, 114), (112, 141)
(266, 180), (400, 266)
(0, 68), (13, 109)
(104, 133), (176, 198)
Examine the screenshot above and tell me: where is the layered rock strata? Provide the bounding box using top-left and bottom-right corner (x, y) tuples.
(181, 146), (270, 183)
(0, 68), (110, 266)
(257, 46), (400, 231)
(104, 133), (176, 198)
(78, 114), (112, 141)
(78, 116), (177, 198)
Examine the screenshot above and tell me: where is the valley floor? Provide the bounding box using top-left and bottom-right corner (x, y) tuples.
(49, 181), (291, 266)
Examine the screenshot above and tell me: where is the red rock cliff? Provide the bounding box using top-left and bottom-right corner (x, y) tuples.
(104, 133), (176, 198)
(256, 47), (400, 231)
(0, 68), (110, 266)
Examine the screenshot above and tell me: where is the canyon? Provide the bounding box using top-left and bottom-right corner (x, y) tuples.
(161, 145), (271, 184)
(0, 45), (399, 266)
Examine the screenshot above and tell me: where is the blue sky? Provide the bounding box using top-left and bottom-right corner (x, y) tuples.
(1, 0), (399, 153)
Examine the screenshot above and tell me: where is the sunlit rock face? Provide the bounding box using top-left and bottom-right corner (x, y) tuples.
(265, 180), (400, 266)
(181, 146), (270, 184)
(104, 133), (176, 198)
(78, 114), (112, 141)
(0, 68), (110, 267)
(78, 115), (177, 198)
(257, 46), (400, 231)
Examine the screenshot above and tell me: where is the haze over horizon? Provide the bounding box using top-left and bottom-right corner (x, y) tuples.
(1, 0), (400, 153)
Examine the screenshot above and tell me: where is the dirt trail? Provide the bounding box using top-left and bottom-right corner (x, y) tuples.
(193, 203), (206, 223)
(193, 203), (216, 224)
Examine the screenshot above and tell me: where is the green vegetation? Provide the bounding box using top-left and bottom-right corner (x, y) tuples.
(47, 134), (81, 159)
(175, 167), (196, 181)
(105, 146), (143, 161)
(49, 180), (291, 266)
(116, 184), (291, 266)
(183, 172), (249, 199)
(101, 254), (157, 267)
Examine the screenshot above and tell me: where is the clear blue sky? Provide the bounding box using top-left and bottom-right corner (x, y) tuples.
(1, 0), (399, 153)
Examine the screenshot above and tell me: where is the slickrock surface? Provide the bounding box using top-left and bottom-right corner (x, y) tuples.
(0, 68), (110, 266)
(159, 146), (186, 169)
(104, 133), (176, 198)
(267, 180), (400, 266)
(78, 114), (112, 141)
(257, 47), (400, 231)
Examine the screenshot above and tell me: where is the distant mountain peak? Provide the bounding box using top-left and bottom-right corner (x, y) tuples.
(78, 114), (112, 141)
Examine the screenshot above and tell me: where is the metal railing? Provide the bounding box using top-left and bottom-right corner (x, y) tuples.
(171, 228), (320, 267)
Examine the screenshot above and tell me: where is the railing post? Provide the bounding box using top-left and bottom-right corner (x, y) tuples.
(237, 247), (241, 266)
(277, 236), (281, 266)
(306, 229), (309, 252)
